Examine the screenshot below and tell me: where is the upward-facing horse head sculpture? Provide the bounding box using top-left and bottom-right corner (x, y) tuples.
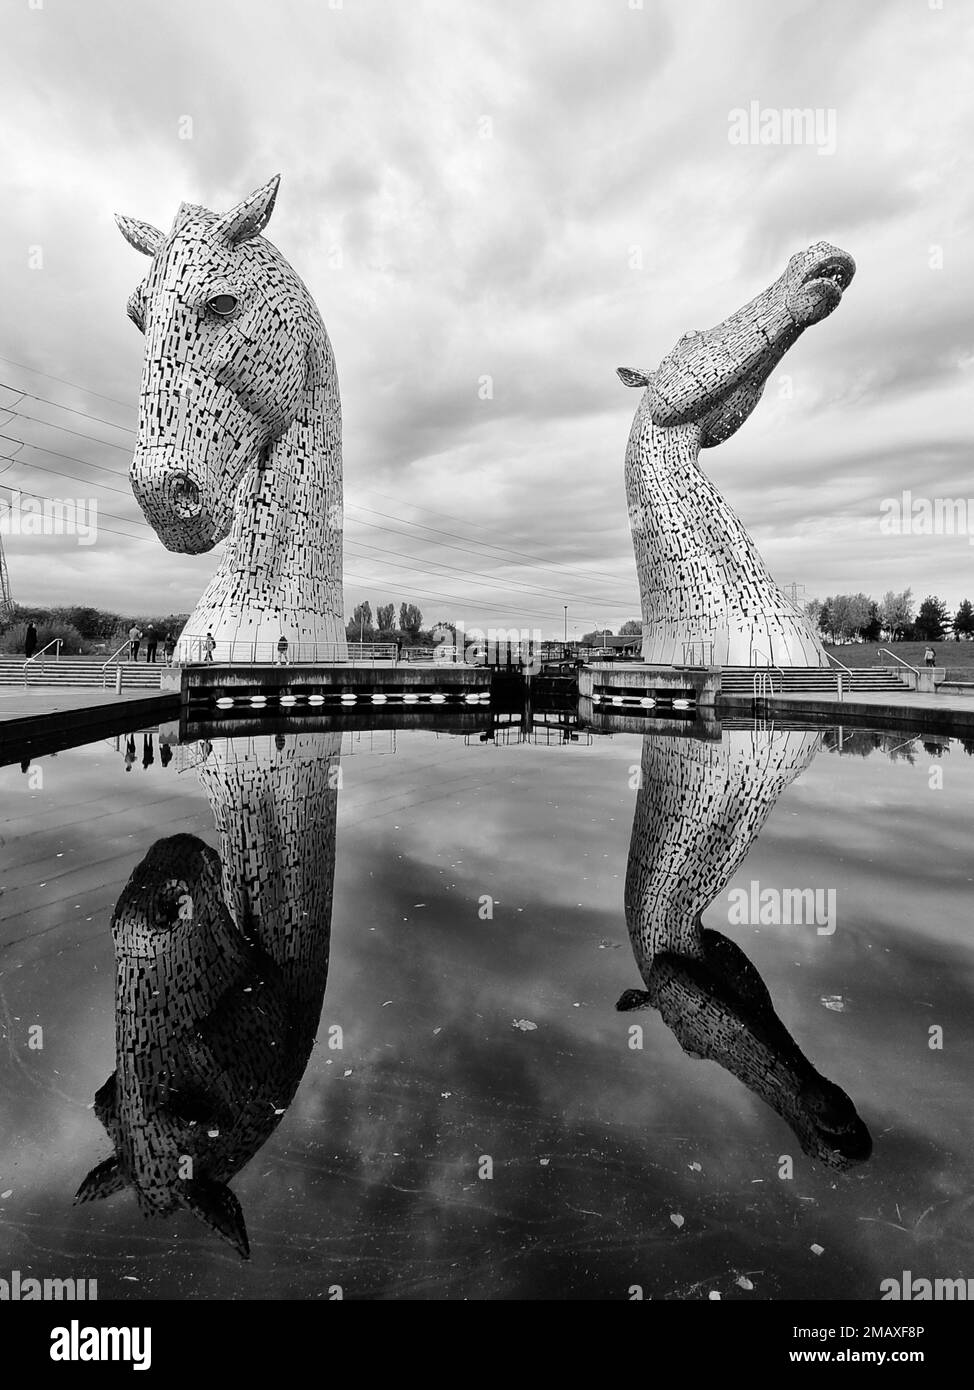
(619, 242), (855, 667)
(116, 175), (345, 661)
(618, 727), (872, 1171)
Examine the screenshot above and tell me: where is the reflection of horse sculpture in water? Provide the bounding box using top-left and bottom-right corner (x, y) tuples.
(116, 175), (344, 660)
(619, 243), (854, 667)
(618, 729), (871, 1170)
(75, 734), (339, 1257)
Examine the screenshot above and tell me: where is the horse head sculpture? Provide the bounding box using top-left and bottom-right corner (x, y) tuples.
(618, 728), (871, 1171)
(76, 733), (340, 1257)
(618, 242), (855, 667)
(116, 177), (345, 660)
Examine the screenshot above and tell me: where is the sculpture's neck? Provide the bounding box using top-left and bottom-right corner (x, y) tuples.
(197, 734), (340, 1018)
(652, 292), (799, 426)
(624, 392), (828, 667)
(184, 335), (345, 657)
(229, 351), (341, 603)
(624, 730), (820, 970)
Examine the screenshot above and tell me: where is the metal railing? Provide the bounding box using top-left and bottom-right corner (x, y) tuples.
(173, 639), (537, 668)
(101, 638), (135, 670)
(177, 639), (412, 667)
(23, 638), (62, 684)
(750, 649), (785, 685)
(681, 639), (715, 667)
(101, 638), (138, 689)
(879, 647), (920, 676)
(824, 649), (853, 699)
(752, 670), (776, 702)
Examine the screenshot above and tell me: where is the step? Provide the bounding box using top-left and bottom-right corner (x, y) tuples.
(0, 660), (163, 690)
(718, 666), (908, 696)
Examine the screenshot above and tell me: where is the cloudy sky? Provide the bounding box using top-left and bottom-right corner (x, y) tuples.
(1, 0), (971, 636)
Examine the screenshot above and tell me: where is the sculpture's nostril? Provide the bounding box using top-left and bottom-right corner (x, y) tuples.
(167, 472), (202, 517)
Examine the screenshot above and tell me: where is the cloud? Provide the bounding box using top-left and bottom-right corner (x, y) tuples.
(1, 0), (971, 629)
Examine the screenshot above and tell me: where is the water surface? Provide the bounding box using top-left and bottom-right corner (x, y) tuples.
(0, 720), (971, 1300)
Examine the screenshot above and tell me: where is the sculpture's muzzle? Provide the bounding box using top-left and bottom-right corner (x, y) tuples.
(131, 449), (225, 554)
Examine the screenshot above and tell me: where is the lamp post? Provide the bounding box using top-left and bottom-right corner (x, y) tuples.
(563, 604), (567, 644)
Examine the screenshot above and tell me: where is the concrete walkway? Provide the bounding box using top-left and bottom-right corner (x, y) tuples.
(0, 687), (173, 721)
(721, 686), (974, 734)
(0, 687), (179, 766)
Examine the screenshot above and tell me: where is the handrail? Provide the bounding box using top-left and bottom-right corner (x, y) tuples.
(750, 648), (785, 687)
(752, 671), (776, 701)
(101, 639), (133, 672)
(23, 637), (62, 670)
(824, 650), (853, 675)
(879, 647), (920, 675)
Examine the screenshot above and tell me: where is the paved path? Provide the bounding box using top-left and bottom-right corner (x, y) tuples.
(0, 688), (173, 723)
(721, 687), (974, 733)
(0, 688), (179, 766)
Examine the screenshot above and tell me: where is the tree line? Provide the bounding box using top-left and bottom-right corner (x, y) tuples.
(346, 601), (453, 645)
(806, 590), (973, 643)
(0, 605), (189, 656)
(1, 599), (450, 654)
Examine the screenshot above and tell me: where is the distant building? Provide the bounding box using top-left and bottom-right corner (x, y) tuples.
(600, 634), (641, 658)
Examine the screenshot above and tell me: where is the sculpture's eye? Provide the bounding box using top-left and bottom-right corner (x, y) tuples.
(207, 293), (239, 318)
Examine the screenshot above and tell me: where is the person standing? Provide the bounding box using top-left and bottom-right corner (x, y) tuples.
(24, 621), (38, 660)
(144, 625), (158, 663)
(128, 623), (142, 662)
(277, 634), (289, 665)
(163, 632), (175, 664)
(924, 646), (936, 668)
(204, 630), (216, 663)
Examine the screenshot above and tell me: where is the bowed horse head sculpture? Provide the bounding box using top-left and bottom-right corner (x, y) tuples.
(619, 241), (855, 668)
(75, 734), (341, 1258)
(116, 175), (345, 661)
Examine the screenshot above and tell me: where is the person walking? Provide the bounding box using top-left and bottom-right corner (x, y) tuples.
(128, 623), (142, 662)
(144, 625), (158, 663)
(204, 630), (216, 663)
(924, 646), (936, 668)
(24, 621), (37, 660)
(163, 632), (175, 664)
(276, 634), (289, 665)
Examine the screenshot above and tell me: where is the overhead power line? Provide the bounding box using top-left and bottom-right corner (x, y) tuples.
(0, 376), (629, 589)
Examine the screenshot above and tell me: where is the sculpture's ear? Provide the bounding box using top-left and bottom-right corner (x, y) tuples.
(616, 988), (654, 1012)
(74, 1156), (126, 1204)
(182, 1179), (250, 1259)
(93, 1072), (118, 1122)
(213, 174), (281, 247)
(173, 201), (208, 231)
(617, 367), (652, 388)
(125, 285), (147, 334)
(115, 214), (165, 257)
